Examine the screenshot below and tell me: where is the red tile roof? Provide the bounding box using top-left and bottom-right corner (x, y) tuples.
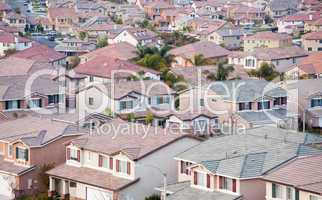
(81, 42), (137, 62)
(75, 57), (159, 78)
(263, 154), (322, 195)
(0, 31), (30, 43)
(12, 42), (66, 62)
(169, 41), (230, 59)
(297, 52), (322, 74)
(302, 30), (322, 40)
(244, 31), (291, 41)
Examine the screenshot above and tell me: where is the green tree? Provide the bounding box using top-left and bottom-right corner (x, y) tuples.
(190, 54), (208, 66)
(145, 113), (154, 125)
(215, 64), (234, 81)
(127, 113), (135, 122)
(97, 36), (108, 48)
(249, 62), (279, 81)
(4, 48), (16, 56)
(145, 194), (161, 200)
(137, 54), (168, 71)
(66, 56), (80, 69)
(38, 163), (55, 192)
(79, 31), (88, 40)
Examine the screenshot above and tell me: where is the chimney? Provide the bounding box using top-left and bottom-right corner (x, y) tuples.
(309, 14), (313, 21)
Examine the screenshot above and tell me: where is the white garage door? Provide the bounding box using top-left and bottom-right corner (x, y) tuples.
(319, 117), (322, 127)
(0, 175), (15, 200)
(86, 187), (112, 200)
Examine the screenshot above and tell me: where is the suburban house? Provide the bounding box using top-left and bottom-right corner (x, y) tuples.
(285, 79), (322, 129)
(3, 12), (27, 32)
(267, 0), (298, 19)
(170, 126), (322, 200)
(284, 52), (322, 79)
(169, 41), (230, 68)
(305, 18), (322, 33)
(228, 46), (308, 71)
(108, 27), (161, 47)
(243, 31), (292, 52)
(11, 42), (66, 65)
(75, 57), (160, 86)
(47, 7), (77, 34)
(263, 154), (322, 200)
(143, 1), (174, 20)
(77, 80), (175, 121)
(0, 31), (32, 56)
(178, 79), (289, 128)
(54, 37), (96, 56)
(47, 119), (202, 200)
(165, 111), (220, 135)
(302, 31), (322, 52)
(0, 116), (87, 199)
(0, 57), (65, 112)
(227, 5), (265, 26)
(207, 27), (245, 50)
(277, 13), (320, 34)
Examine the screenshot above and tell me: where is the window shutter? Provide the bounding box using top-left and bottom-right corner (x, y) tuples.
(295, 189), (299, 200)
(207, 174), (211, 188)
(77, 150), (80, 162)
(180, 161), (184, 174)
(232, 179), (237, 192)
(25, 149), (29, 161)
(193, 172), (197, 185)
(67, 148), (70, 160)
(127, 162), (131, 175)
(98, 155), (103, 167)
(272, 183), (276, 198)
(109, 157), (113, 170)
(219, 176), (223, 189)
(15, 147), (18, 159)
(116, 160), (120, 172)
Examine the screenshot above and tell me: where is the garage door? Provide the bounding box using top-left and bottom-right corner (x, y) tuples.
(0, 175), (15, 200)
(319, 117), (322, 127)
(86, 187), (112, 200)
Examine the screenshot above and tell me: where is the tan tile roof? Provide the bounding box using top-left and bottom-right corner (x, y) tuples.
(263, 154), (322, 195)
(47, 164), (139, 191)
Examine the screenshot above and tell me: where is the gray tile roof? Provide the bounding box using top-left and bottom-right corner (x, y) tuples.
(208, 79), (286, 102)
(0, 75), (61, 100)
(237, 108), (287, 126)
(159, 182), (241, 200)
(176, 126), (322, 179)
(0, 116), (87, 147)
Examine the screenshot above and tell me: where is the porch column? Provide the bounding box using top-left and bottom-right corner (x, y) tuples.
(48, 177), (55, 197)
(62, 180), (70, 200)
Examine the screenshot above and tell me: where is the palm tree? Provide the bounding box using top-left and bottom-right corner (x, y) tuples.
(190, 54), (208, 66)
(215, 64), (234, 81)
(137, 54), (168, 71)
